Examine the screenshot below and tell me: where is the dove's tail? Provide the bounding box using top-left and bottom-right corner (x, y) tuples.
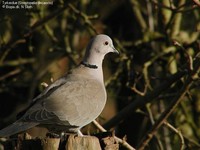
(0, 121), (39, 137)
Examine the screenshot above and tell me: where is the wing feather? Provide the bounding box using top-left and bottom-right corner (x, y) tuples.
(21, 74), (106, 127)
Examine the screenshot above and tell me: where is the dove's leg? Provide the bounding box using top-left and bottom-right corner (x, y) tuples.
(77, 130), (83, 136)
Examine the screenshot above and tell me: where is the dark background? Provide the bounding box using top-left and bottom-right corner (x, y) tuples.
(0, 0), (200, 149)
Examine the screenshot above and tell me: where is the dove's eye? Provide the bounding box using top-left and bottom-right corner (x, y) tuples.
(104, 41), (109, 45)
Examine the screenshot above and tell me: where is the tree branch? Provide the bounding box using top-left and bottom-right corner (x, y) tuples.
(137, 55), (200, 150)
(93, 120), (135, 150)
(103, 70), (187, 129)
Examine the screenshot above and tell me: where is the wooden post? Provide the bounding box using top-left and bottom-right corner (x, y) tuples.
(0, 132), (121, 149)
(66, 135), (101, 150)
(0, 133), (105, 150)
(41, 138), (60, 150)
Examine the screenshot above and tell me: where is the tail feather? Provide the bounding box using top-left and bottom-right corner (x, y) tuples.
(0, 121), (39, 137)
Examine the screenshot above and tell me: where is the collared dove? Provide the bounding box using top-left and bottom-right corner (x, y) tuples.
(0, 34), (118, 137)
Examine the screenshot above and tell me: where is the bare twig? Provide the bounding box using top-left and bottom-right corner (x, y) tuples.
(170, 0), (185, 38)
(146, 104), (164, 149)
(151, 0), (175, 11)
(173, 40), (193, 71)
(103, 70), (187, 129)
(130, 84), (147, 96)
(137, 55), (200, 150)
(0, 58), (35, 67)
(92, 120), (135, 150)
(0, 68), (21, 81)
(137, 82), (189, 149)
(164, 121), (185, 150)
(183, 135), (200, 148)
(68, 3), (98, 35)
(24, 3), (70, 37)
(2, 3), (70, 52)
(0, 39), (26, 63)
(142, 49), (177, 90)
(0, 4), (70, 76)
(130, 0), (147, 31)
(105, 65), (122, 87)
(193, 0), (200, 7)
(92, 120), (107, 132)
(151, 0), (197, 12)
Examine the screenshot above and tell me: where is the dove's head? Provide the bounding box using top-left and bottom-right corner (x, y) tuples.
(83, 34), (118, 67)
(88, 34), (119, 55)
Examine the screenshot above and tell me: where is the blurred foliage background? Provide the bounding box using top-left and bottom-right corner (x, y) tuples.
(0, 0), (200, 149)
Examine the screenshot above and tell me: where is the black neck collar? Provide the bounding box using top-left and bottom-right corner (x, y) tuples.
(80, 61), (98, 69)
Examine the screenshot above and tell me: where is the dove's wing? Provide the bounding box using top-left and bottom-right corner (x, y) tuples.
(32, 75), (69, 102)
(21, 73), (106, 128)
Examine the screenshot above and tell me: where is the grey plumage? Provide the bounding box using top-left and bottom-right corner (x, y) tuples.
(0, 34), (118, 137)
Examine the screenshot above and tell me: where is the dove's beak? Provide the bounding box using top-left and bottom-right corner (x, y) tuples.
(111, 46), (119, 54)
